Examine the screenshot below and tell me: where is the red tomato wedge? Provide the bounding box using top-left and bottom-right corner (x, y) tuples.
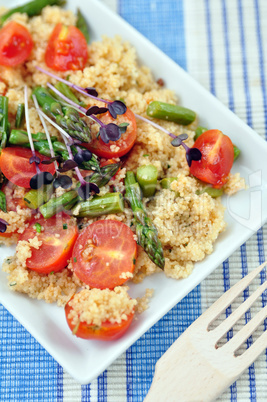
(0, 21), (33, 67)
(190, 129), (234, 188)
(45, 23), (88, 71)
(19, 213), (78, 274)
(72, 220), (137, 289)
(65, 300), (134, 341)
(0, 147), (56, 188)
(83, 108), (137, 158)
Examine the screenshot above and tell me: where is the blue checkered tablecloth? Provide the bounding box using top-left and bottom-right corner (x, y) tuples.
(1, 0), (267, 400)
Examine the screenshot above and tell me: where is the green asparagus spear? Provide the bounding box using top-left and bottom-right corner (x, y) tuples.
(233, 144), (241, 161)
(39, 190), (79, 219)
(136, 165), (158, 197)
(53, 82), (85, 107)
(160, 177), (177, 190)
(125, 171), (165, 269)
(15, 104), (25, 129)
(0, 96), (9, 149)
(76, 8), (90, 43)
(9, 129), (58, 144)
(146, 101), (196, 126)
(9, 129), (100, 172)
(0, 190), (7, 213)
(84, 163), (121, 187)
(32, 87), (91, 142)
(196, 187), (223, 198)
(24, 184), (54, 209)
(194, 126), (208, 141)
(0, 0), (66, 27)
(72, 192), (124, 218)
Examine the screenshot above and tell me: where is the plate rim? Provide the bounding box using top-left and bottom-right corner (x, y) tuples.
(0, 0), (267, 385)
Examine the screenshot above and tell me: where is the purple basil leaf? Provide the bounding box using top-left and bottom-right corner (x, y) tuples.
(108, 101), (127, 119)
(58, 159), (78, 173)
(118, 122), (129, 134)
(30, 172), (54, 190)
(53, 175), (73, 189)
(171, 137), (182, 147)
(77, 182), (100, 200)
(178, 133), (189, 141)
(29, 155), (41, 165)
(85, 87), (98, 97)
(86, 106), (108, 116)
(0, 218), (9, 233)
(186, 148), (202, 167)
(41, 155), (63, 165)
(81, 149), (92, 162)
(99, 123), (121, 144)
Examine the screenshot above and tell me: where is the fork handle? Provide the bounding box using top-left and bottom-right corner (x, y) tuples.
(144, 333), (235, 402)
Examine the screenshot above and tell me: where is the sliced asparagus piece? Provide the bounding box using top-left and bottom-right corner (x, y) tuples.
(15, 104), (25, 129)
(196, 187), (223, 198)
(146, 101), (196, 126)
(0, 190), (7, 212)
(160, 177), (177, 190)
(136, 165), (158, 197)
(24, 184), (54, 209)
(72, 192), (124, 218)
(0, 96), (9, 149)
(39, 190), (79, 219)
(194, 126), (208, 141)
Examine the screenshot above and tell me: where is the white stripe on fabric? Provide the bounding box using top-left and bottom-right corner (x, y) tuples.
(107, 353), (127, 401)
(63, 371), (82, 401)
(184, 0), (210, 89)
(90, 378), (99, 402)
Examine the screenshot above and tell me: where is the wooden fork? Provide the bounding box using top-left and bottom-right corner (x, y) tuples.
(144, 261), (267, 402)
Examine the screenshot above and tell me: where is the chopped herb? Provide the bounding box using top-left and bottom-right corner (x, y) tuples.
(143, 154), (149, 157)
(73, 257), (77, 263)
(50, 271), (54, 275)
(167, 164), (171, 169)
(9, 282), (17, 286)
(133, 258), (136, 265)
(34, 222), (42, 233)
(63, 223), (68, 230)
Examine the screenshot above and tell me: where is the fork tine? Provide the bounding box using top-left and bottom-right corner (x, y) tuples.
(201, 261), (267, 325)
(223, 304), (267, 354)
(209, 278), (267, 343)
(236, 326), (267, 369)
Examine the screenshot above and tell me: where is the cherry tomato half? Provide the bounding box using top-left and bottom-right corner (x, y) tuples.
(19, 213), (78, 274)
(190, 129), (234, 188)
(45, 23), (88, 71)
(0, 21), (33, 67)
(0, 147), (56, 188)
(83, 108), (137, 158)
(65, 299), (134, 341)
(72, 220), (137, 289)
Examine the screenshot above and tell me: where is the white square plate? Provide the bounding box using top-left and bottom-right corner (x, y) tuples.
(0, 0), (267, 385)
